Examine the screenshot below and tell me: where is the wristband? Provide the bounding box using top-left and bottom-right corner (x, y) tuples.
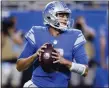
(70, 62), (86, 75)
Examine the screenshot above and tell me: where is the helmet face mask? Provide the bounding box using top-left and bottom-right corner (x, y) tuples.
(43, 1), (71, 31)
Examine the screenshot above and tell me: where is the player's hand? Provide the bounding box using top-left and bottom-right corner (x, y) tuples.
(34, 43), (49, 61)
(51, 49), (67, 65)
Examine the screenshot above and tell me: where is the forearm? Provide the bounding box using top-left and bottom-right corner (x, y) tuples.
(16, 53), (37, 71)
(64, 59), (88, 77)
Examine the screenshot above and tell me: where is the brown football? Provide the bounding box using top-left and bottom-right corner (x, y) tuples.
(40, 43), (56, 73)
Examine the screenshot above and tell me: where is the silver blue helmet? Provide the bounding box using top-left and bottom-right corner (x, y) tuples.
(43, 1), (71, 31)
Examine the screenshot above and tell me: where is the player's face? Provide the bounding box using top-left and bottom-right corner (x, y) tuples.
(56, 13), (69, 28)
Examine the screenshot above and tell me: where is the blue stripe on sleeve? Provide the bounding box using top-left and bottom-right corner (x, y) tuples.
(73, 44), (88, 65)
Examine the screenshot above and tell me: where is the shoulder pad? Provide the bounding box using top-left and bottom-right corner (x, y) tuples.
(31, 26), (46, 31)
(68, 28), (82, 33)
(67, 28), (82, 35)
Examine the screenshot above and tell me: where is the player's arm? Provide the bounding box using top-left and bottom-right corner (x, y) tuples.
(69, 32), (88, 76)
(52, 45), (88, 77)
(69, 44), (88, 77)
(16, 42), (47, 72)
(16, 54), (38, 72)
(52, 32), (88, 77)
(16, 41), (38, 72)
(16, 27), (48, 72)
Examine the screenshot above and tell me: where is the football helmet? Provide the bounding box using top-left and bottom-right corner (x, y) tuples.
(43, 1), (71, 31)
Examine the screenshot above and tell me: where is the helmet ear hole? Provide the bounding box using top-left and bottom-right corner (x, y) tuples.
(47, 17), (51, 19)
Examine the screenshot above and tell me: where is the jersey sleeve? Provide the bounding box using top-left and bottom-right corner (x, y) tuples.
(73, 45), (88, 65)
(73, 31), (86, 49)
(73, 31), (88, 65)
(18, 41), (36, 59)
(25, 26), (36, 48)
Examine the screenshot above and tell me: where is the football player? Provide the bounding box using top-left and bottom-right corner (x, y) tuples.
(16, 1), (88, 87)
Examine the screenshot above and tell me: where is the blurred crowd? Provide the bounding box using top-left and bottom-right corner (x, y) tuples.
(2, 1), (108, 11)
(1, 16), (25, 88)
(1, 1), (108, 88)
(69, 16), (108, 88)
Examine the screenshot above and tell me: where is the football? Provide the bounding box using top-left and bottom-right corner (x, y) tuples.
(40, 43), (56, 73)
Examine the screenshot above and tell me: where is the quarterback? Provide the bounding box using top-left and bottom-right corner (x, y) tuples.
(16, 1), (88, 87)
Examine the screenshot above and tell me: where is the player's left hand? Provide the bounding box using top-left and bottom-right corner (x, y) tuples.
(51, 49), (67, 65)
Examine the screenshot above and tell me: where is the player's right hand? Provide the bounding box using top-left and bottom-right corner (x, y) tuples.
(34, 43), (49, 61)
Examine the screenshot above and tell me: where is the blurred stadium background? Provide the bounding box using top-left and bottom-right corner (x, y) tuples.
(1, 0), (108, 88)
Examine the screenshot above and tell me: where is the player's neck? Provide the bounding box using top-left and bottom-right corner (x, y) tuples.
(49, 27), (60, 37)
